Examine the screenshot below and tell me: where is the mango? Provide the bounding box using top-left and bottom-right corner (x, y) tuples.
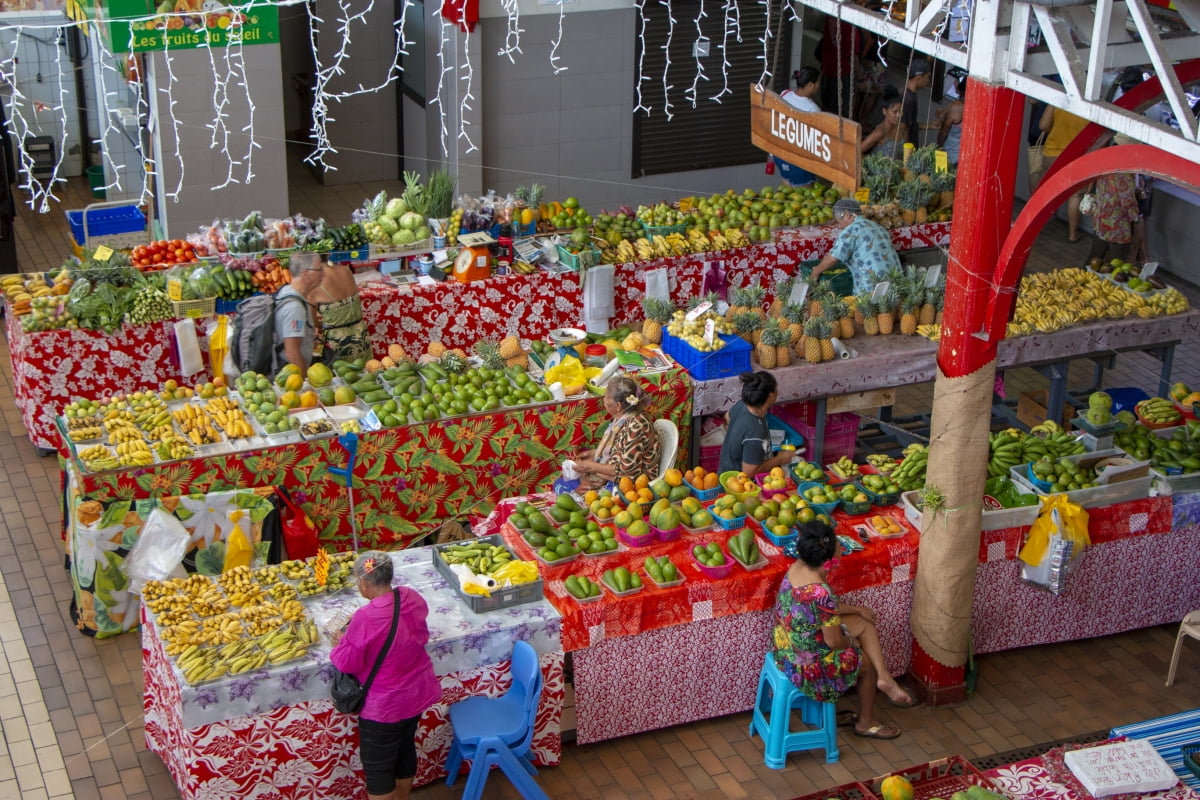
(307, 362), (333, 388)
(334, 386), (357, 405)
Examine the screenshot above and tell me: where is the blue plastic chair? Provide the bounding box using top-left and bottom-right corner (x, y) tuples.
(445, 640), (548, 800)
(749, 653), (840, 769)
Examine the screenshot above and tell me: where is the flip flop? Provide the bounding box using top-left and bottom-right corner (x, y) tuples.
(1067, 235), (1083, 243)
(854, 723), (901, 740)
(836, 710), (859, 728)
(884, 687), (920, 708)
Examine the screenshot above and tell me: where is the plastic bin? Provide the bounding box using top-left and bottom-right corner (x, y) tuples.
(660, 330), (752, 381)
(791, 782), (878, 800)
(66, 202), (147, 250)
(690, 547), (733, 579)
(1009, 449), (1152, 509)
(1106, 386), (1151, 414)
(864, 755), (999, 800)
(432, 535), (544, 613)
(86, 165), (106, 199)
(901, 489), (1040, 531)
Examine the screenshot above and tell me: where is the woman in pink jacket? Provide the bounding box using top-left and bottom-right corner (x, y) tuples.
(330, 553), (440, 800)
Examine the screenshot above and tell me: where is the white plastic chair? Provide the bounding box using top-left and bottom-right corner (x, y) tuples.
(653, 419), (679, 480)
(1166, 610), (1200, 687)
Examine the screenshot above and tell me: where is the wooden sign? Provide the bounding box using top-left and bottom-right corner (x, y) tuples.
(749, 85), (861, 188)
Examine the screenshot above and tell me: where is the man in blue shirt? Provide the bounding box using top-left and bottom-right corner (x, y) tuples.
(810, 198), (901, 294)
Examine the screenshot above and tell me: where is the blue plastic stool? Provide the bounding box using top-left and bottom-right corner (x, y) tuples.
(749, 653), (840, 769)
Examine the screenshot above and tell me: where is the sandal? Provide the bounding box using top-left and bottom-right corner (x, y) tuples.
(854, 723), (901, 740)
(836, 710), (859, 728)
(884, 687), (919, 708)
(1067, 235), (1083, 244)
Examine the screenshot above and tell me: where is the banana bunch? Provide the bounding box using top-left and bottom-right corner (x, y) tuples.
(1028, 420), (1087, 459)
(987, 429), (1026, 478)
(116, 440), (154, 466)
(205, 399), (254, 439)
(175, 621), (319, 684)
(107, 422), (144, 444)
(724, 229), (749, 248)
(865, 453), (899, 473)
(1136, 396), (1182, 426)
(890, 443), (929, 491)
(438, 540), (515, 577)
(1145, 287), (1188, 315)
(658, 232), (692, 257)
(511, 260), (537, 274)
(145, 423), (174, 442)
(133, 403), (171, 432)
(916, 323), (941, 341)
(154, 435), (194, 462)
(687, 229), (712, 254)
(709, 231), (730, 251)
(68, 425), (103, 442)
(1008, 268), (1187, 338)
(103, 409), (135, 426)
(613, 239), (638, 263)
(78, 444), (111, 462)
(78, 444), (118, 472)
(173, 404), (222, 444)
(279, 559), (311, 581)
(191, 586), (232, 617)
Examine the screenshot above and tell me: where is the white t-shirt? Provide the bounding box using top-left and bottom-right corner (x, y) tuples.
(781, 90), (821, 113)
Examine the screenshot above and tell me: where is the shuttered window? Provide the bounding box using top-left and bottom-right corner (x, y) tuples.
(632, 0), (791, 177)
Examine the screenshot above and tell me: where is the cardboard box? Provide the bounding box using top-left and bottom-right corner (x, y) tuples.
(1016, 390), (1073, 430)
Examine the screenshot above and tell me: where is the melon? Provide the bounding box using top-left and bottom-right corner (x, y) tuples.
(879, 775), (914, 800)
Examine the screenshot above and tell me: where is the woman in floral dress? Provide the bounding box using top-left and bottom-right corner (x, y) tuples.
(771, 520), (918, 740)
(1087, 140), (1142, 265)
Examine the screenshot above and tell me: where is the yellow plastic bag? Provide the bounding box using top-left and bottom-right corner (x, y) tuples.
(1018, 494), (1089, 566)
(492, 560), (539, 586)
(223, 521), (254, 572)
(209, 315), (230, 383)
(544, 356), (585, 388)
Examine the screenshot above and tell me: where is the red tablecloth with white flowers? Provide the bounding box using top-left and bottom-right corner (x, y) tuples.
(529, 493), (1200, 743)
(9, 224), (949, 450)
(986, 741), (1200, 800)
(61, 367), (691, 560)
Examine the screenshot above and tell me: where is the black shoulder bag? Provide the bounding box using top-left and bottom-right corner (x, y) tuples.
(331, 589), (400, 714)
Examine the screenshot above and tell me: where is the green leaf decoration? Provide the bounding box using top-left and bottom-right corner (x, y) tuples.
(196, 541), (226, 575)
(103, 550), (129, 590)
(428, 452), (463, 476)
(523, 440), (554, 463)
(98, 501), (131, 530)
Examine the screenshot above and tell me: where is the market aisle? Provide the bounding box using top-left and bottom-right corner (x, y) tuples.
(5, 177), (1200, 799)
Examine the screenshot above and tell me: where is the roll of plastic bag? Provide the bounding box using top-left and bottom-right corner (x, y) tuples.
(448, 563), (498, 595)
(830, 337), (855, 360)
(174, 318), (204, 376)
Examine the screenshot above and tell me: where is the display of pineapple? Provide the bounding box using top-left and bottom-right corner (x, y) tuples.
(473, 340), (506, 370)
(897, 178), (935, 226)
(761, 317), (791, 367)
(782, 303), (806, 347)
(903, 144), (938, 182)
(726, 282), (766, 321)
(802, 317), (826, 363)
(826, 296), (854, 340)
(641, 297), (675, 344)
(732, 310), (764, 345)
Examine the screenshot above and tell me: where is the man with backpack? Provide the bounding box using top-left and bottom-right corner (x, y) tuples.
(230, 253), (322, 378)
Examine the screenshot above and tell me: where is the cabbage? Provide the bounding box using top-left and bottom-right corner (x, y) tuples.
(385, 198), (408, 218)
(378, 215), (399, 235)
(414, 226), (431, 242)
(399, 212), (424, 231)
(393, 229), (416, 245)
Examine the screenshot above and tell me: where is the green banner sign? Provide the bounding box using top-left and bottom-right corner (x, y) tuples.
(127, 5), (278, 51)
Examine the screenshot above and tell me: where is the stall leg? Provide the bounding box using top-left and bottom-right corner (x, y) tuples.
(1034, 362), (1069, 426)
(809, 398), (829, 466)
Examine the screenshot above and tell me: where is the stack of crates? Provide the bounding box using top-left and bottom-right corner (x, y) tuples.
(771, 401), (860, 464)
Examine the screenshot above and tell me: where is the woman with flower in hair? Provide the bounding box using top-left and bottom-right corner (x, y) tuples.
(573, 376), (662, 489)
(329, 552), (439, 800)
(771, 520), (918, 741)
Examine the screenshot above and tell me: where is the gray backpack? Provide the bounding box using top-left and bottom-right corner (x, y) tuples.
(230, 292), (304, 376)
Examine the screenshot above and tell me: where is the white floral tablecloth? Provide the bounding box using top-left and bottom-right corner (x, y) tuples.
(148, 546), (561, 729)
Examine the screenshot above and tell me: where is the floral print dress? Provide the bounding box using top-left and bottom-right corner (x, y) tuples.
(771, 577), (861, 703)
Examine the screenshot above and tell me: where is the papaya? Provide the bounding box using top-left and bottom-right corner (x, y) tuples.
(363, 390), (390, 403)
(523, 531), (546, 547)
(879, 776), (914, 800)
(668, 485), (691, 502)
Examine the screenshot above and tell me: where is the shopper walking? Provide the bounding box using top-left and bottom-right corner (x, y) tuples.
(1036, 105), (1090, 242)
(772, 520), (918, 741)
(900, 59), (934, 147)
(330, 553), (440, 800)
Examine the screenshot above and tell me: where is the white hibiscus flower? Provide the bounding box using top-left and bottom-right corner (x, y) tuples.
(72, 520), (125, 587)
(178, 496), (237, 549)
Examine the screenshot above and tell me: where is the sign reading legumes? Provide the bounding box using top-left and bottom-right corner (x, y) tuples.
(749, 84), (862, 189)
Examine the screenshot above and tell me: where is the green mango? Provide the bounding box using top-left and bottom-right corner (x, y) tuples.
(548, 506), (571, 523)
(555, 493), (581, 512)
(527, 514), (551, 533)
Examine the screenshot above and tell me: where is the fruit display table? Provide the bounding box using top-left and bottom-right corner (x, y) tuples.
(689, 309), (1200, 463)
(476, 492), (1200, 744)
(141, 546), (564, 800)
(59, 367), (692, 638)
(8, 223), (950, 451)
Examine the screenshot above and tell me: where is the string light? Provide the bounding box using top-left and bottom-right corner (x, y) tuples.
(659, 0), (676, 121)
(496, 0), (523, 63)
(429, 12), (453, 158)
(157, 28), (187, 201)
(633, 0), (652, 115)
(549, 0), (568, 75)
(710, 0), (740, 103)
(458, 27), (477, 155)
(684, 0), (708, 109)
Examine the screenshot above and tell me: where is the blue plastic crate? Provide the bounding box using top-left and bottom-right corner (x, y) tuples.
(756, 517), (798, 548)
(329, 247), (370, 263)
(661, 331), (752, 381)
(66, 205), (146, 246)
(766, 413), (805, 449)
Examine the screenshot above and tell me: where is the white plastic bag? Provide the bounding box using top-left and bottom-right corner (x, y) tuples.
(123, 508), (191, 595)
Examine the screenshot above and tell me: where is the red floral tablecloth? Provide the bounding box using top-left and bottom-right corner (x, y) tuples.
(987, 745), (1200, 800)
(64, 368), (692, 551)
(143, 613), (565, 798)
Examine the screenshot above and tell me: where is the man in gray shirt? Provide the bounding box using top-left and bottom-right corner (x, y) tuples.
(274, 253), (323, 376)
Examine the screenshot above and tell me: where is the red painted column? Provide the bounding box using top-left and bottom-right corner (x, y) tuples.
(909, 79), (1025, 702)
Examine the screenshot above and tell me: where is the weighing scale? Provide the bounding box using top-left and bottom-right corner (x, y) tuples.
(453, 232), (495, 283)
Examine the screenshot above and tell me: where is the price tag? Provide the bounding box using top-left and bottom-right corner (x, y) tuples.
(92, 245), (114, 261)
(685, 300), (712, 321)
(167, 278), (183, 302)
(902, 142), (914, 165)
(854, 187), (870, 204)
(789, 280), (809, 307)
(1140, 261), (1159, 279)
(703, 318), (716, 346)
(359, 410), (382, 432)
(871, 280), (891, 302)
(935, 150), (949, 173)
(924, 265), (941, 287)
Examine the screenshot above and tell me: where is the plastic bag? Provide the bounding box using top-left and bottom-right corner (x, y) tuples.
(1019, 494), (1089, 567)
(223, 526), (254, 572)
(123, 508), (191, 595)
(207, 315), (232, 383)
(544, 355), (586, 388)
(275, 487), (320, 560)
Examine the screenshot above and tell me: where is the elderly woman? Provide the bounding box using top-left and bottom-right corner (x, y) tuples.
(772, 520), (918, 741)
(329, 553), (440, 800)
(573, 376), (662, 488)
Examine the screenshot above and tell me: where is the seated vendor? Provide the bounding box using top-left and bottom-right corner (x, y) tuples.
(719, 371), (800, 476)
(574, 377), (663, 489)
(809, 198), (901, 295)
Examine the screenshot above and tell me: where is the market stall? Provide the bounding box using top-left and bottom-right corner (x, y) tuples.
(61, 366), (692, 637)
(474, 490), (1200, 744)
(141, 546), (564, 799)
(9, 223), (949, 451)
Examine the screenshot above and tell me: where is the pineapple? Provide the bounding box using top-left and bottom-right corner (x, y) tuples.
(930, 170), (956, 209)
(935, 289), (945, 324)
(899, 292), (920, 335)
(761, 317), (791, 367)
(897, 178), (935, 226)
(782, 303), (806, 347)
(877, 299), (896, 335)
(818, 317), (835, 362)
(725, 285), (751, 320)
(862, 152), (904, 204)
(771, 276), (795, 318)
(904, 144), (938, 183)
(687, 291), (720, 310)
(743, 281), (767, 319)
(919, 286), (940, 326)
(505, 351), (529, 368)
(807, 285), (834, 319)
(498, 336), (522, 360)
(755, 319), (778, 368)
(853, 291), (872, 326)
(641, 297), (675, 344)
(439, 351), (468, 374)
(473, 340), (505, 370)
(861, 296), (880, 335)
(802, 317), (824, 363)
(427, 341), (448, 358)
(733, 310), (764, 345)
(826, 296), (855, 340)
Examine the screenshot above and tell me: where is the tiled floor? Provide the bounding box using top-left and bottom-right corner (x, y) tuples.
(2, 167), (1200, 800)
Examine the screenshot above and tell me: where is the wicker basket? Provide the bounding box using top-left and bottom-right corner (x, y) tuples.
(171, 297), (216, 319)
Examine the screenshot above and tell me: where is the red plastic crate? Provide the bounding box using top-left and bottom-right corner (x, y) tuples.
(791, 781), (879, 800)
(774, 402), (860, 432)
(865, 755), (999, 800)
(699, 444), (722, 474)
